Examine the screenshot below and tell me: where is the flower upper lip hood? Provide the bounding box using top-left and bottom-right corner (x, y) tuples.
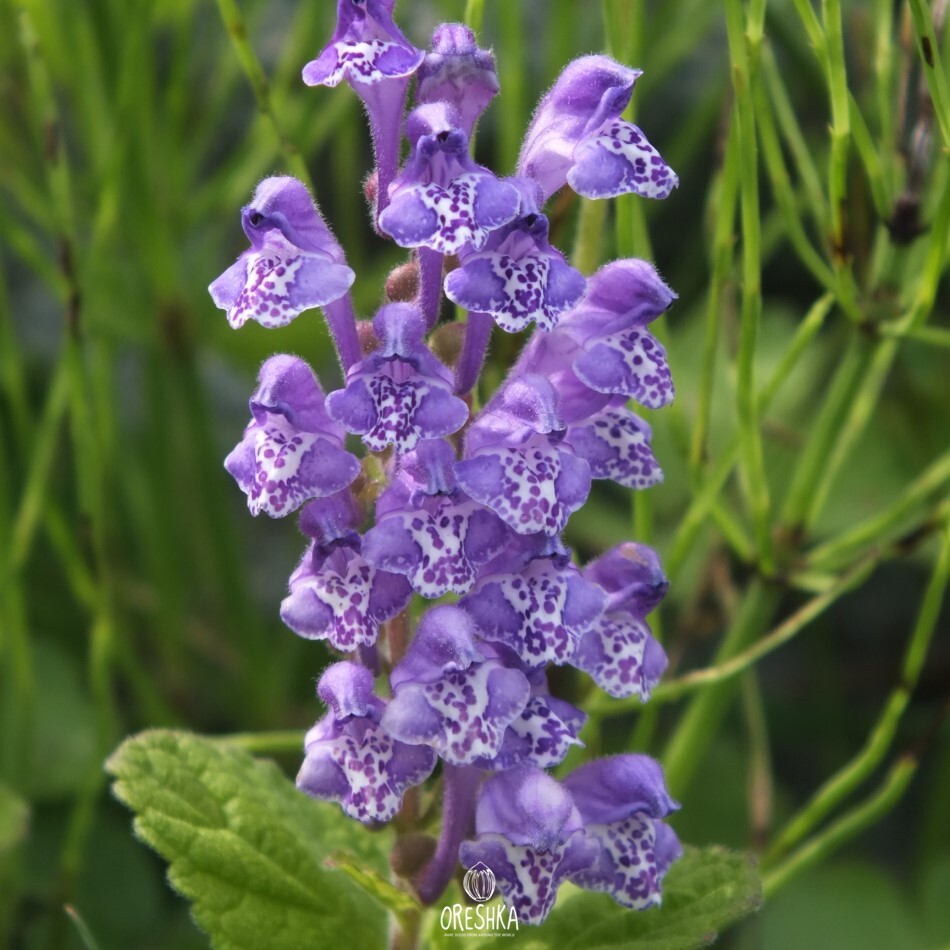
(239, 177), (347, 260)
(417, 22), (499, 138)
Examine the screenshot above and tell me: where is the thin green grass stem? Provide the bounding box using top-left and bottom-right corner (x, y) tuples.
(667, 292), (834, 579)
(726, 0), (774, 574)
(595, 552), (876, 716)
(765, 514), (950, 865)
(214, 0), (311, 187)
(661, 580), (783, 796)
(763, 755), (918, 896)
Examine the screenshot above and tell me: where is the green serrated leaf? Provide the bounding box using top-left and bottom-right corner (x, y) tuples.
(107, 729), (390, 950)
(474, 846), (761, 950)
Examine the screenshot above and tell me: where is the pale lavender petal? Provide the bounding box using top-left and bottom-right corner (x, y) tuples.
(583, 542), (669, 617)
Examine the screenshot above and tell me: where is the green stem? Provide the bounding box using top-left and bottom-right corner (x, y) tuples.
(597, 554), (876, 715)
(726, 0), (774, 573)
(763, 755), (918, 896)
(214, 0), (311, 187)
(571, 198), (608, 274)
(907, 0), (950, 149)
(690, 118), (740, 476)
(765, 513), (950, 864)
(216, 731), (306, 755)
(806, 449), (950, 570)
(667, 292), (833, 578)
(662, 580), (782, 796)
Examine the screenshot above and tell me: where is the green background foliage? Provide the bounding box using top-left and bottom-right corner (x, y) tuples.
(1, 0), (948, 947)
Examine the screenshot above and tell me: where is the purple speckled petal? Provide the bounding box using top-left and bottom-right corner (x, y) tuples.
(280, 540), (412, 650)
(211, 241), (355, 330)
(327, 374), (469, 453)
(571, 612), (667, 700)
(459, 832), (596, 925)
(226, 357), (360, 518)
(225, 425), (360, 517)
(568, 813), (681, 909)
(363, 496), (509, 597)
(445, 250), (585, 333)
(380, 172), (519, 254)
(302, 0), (423, 87)
(460, 767), (597, 924)
(566, 406), (662, 489)
(304, 40), (422, 86)
(460, 557), (605, 667)
(455, 442), (591, 536)
(480, 695), (586, 770)
(382, 660), (530, 765)
(572, 328), (674, 409)
(569, 120), (678, 200)
(519, 55), (642, 201)
(297, 718), (437, 824)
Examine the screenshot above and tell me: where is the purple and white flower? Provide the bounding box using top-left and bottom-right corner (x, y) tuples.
(209, 177), (355, 331)
(225, 355), (360, 517)
(297, 662), (437, 823)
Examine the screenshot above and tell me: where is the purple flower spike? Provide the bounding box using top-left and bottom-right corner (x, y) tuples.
(381, 605), (531, 765)
(456, 376), (592, 536)
(518, 55), (677, 203)
(224, 356), (360, 517)
(572, 543), (669, 700)
(563, 755), (682, 909)
(364, 441), (510, 597)
(297, 662), (437, 824)
(444, 178), (587, 333)
(417, 23), (499, 138)
(378, 103), (520, 254)
(209, 177), (355, 330)
(280, 531), (412, 652)
(459, 768), (598, 925)
(325, 303), (469, 453)
(303, 1), (424, 218)
(565, 404), (662, 489)
(460, 552), (605, 667)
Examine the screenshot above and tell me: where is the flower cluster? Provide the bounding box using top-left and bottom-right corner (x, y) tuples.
(211, 0), (680, 925)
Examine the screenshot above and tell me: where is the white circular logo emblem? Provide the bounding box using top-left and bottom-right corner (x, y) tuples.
(462, 862), (496, 902)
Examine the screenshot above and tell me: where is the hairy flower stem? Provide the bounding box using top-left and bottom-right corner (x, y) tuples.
(323, 295), (362, 370)
(415, 765), (480, 904)
(416, 248), (444, 329)
(455, 312), (493, 394)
